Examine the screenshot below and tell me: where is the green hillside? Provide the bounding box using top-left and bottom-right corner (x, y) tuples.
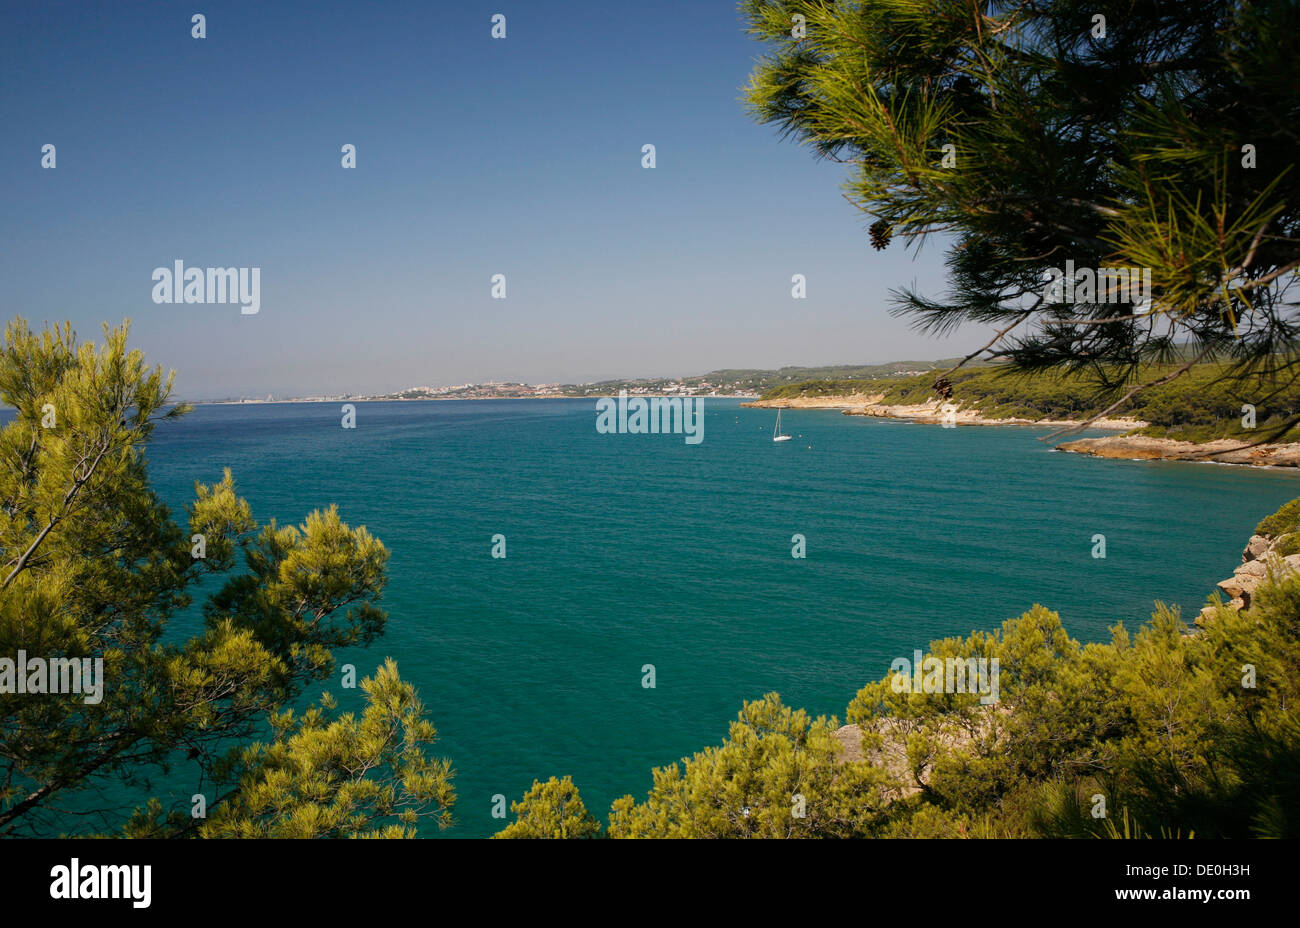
(762, 364), (1300, 443)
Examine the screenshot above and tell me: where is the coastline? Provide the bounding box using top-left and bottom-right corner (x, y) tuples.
(742, 394), (1144, 430)
(1058, 435), (1300, 469)
(744, 393), (1300, 470)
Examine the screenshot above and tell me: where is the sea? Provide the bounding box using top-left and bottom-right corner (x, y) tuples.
(41, 399), (1300, 835)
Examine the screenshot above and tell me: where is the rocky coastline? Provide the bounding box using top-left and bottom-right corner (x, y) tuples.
(744, 393), (1300, 469)
(1200, 530), (1300, 624)
(1057, 434), (1300, 468)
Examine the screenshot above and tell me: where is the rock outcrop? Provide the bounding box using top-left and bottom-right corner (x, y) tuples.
(1199, 532), (1300, 623)
(1060, 435), (1300, 467)
(844, 400), (1143, 430)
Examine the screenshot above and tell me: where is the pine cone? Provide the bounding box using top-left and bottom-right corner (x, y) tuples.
(869, 219), (891, 251)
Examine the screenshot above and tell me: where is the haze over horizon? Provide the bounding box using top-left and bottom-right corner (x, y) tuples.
(2, 1), (986, 398)
(176, 356), (960, 401)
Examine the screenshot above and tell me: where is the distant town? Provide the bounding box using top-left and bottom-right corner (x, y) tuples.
(192, 360), (956, 405)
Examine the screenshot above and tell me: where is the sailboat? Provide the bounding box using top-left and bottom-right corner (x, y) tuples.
(773, 408), (793, 442)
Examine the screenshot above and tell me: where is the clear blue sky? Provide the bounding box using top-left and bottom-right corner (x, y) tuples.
(1, 0), (977, 399)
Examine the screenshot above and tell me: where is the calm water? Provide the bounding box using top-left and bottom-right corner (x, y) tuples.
(80, 400), (1300, 834)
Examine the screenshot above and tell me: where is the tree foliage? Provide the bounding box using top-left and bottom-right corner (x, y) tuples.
(493, 775), (600, 839)
(605, 694), (896, 838)
(744, 0), (1300, 435)
(0, 319), (452, 837)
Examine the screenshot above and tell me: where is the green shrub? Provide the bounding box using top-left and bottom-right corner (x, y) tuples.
(1258, 498), (1300, 537)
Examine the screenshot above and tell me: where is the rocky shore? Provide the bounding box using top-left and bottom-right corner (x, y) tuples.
(1058, 434), (1300, 468)
(843, 399), (1144, 430)
(1199, 529), (1300, 624)
(746, 393), (1300, 469)
(744, 394), (1143, 429)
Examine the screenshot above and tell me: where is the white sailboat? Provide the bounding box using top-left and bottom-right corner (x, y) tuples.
(773, 408), (793, 442)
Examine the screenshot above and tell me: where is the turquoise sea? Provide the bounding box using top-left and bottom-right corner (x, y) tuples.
(126, 399), (1300, 836)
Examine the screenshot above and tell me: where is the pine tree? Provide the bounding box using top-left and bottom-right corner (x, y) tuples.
(607, 694), (895, 838)
(493, 775), (600, 839)
(743, 0), (1300, 438)
(0, 319), (453, 837)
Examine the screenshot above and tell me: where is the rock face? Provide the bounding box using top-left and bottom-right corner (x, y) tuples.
(830, 707), (1010, 791)
(843, 400), (1143, 430)
(1060, 435), (1300, 468)
(1199, 532), (1300, 623)
(1244, 534), (1272, 561)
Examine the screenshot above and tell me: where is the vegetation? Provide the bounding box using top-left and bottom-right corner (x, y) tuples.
(742, 0), (1300, 438)
(607, 695), (895, 838)
(1256, 499), (1300, 538)
(493, 776), (600, 840)
(0, 319), (453, 837)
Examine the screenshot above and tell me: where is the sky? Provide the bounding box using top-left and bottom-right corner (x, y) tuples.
(1, 0), (980, 399)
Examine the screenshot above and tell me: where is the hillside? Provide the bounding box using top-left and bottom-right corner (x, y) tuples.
(758, 363), (1300, 444)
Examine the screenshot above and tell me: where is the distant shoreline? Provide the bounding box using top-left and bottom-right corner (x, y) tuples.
(744, 393), (1300, 470)
(174, 393), (1300, 472)
(743, 393), (1143, 430)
